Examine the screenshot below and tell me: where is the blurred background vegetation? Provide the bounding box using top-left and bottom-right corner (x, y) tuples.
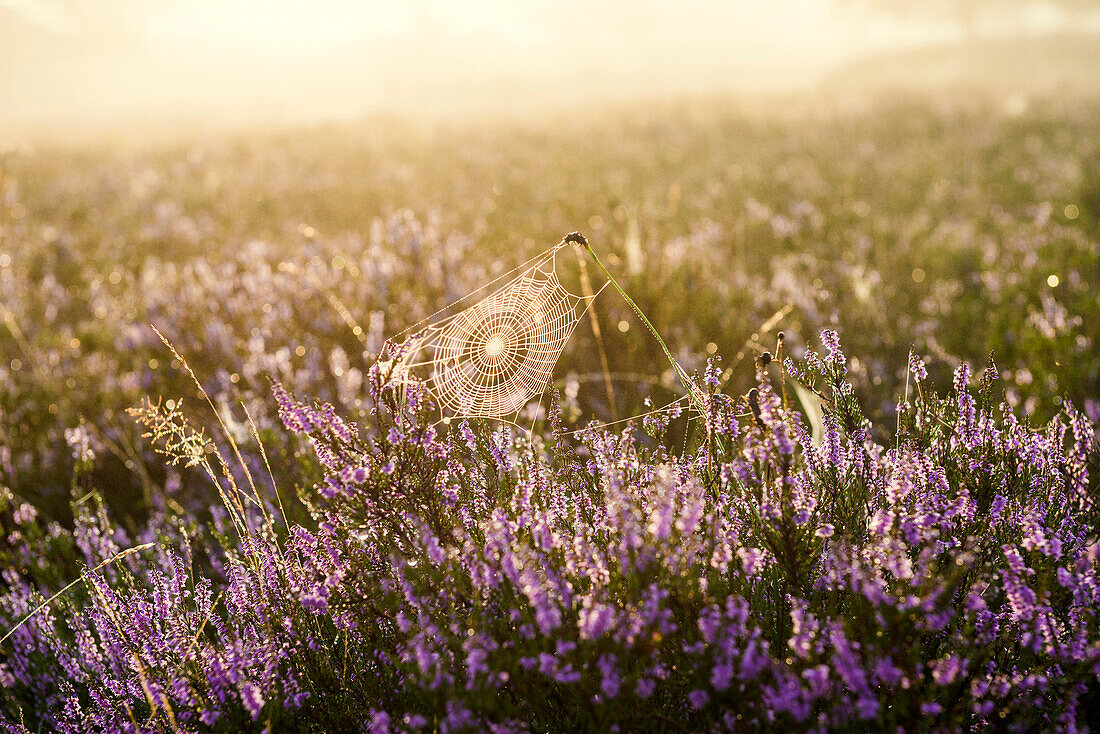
(0, 0), (1097, 527)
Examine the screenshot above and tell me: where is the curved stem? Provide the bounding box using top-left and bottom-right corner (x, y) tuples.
(578, 236), (704, 413)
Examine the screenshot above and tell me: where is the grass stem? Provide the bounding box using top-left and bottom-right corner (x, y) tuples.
(576, 235), (705, 414)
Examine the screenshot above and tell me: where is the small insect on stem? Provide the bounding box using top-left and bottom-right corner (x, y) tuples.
(747, 387), (764, 429)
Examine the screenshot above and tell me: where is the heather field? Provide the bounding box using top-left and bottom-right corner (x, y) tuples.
(0, 95), (1098, 731)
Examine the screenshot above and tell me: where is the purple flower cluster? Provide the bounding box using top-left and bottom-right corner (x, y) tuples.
(0, 329), (1097, 732)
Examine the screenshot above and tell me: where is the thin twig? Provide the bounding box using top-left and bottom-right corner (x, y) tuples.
(575, 250), (618, 421)
(243, 402), (291, 537)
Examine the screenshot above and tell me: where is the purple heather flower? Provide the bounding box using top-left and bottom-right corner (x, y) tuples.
(704, 357), (722, 389)
(819, 329), (847, 371)
(240, 682), (265, 720)
(953, 362), (971, 394)
(711, 662), (734, 691)
(738, 546), (766, 576)
(598, 654), (621, 698)
(908, 349), (928, 382)
(368, 710), (391, 733)
(802, 664), (830, 697)
(932, 655), (966, 685)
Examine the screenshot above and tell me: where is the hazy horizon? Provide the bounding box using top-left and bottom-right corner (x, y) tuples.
(2, 0), (1099, 137)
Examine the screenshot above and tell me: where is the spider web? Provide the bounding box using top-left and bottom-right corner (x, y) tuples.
(394, 251), (594, 420)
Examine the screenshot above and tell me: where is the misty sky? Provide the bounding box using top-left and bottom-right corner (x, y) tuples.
(0, 0), (1093, 129)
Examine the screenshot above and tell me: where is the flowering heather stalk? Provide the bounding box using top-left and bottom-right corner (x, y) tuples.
(0, 329), (1096, 732)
